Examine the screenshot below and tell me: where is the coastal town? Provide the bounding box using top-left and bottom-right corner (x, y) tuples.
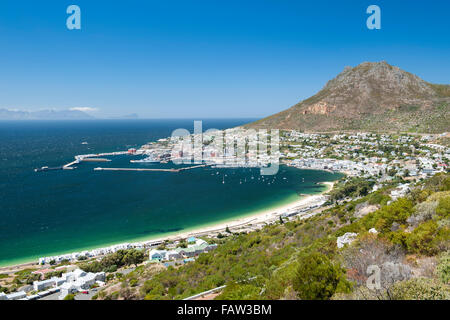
(1, 128), (449, 300)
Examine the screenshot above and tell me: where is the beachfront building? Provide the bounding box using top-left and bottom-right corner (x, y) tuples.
(58, 269), (105, 300)
(148, 240), (218, 262)
(177, 243), (217, 258)
(149, 249), (167, 261)
(38, 243), (136, 265)
(166, 250), (183, 260)
(30, 268), (105, 300)
(1, 291), (27, 300)
(33, 278), (55, 291)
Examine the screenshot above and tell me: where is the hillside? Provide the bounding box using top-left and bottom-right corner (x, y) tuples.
(82, 173), (449, 300)
(246, 62), (450, 133)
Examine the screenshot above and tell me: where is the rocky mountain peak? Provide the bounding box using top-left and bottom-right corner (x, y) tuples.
(246, 62), (449, 133)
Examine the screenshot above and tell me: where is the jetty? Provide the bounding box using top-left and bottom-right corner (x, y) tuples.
(94, 164), (211, 173)
(80, 158), (111, 163)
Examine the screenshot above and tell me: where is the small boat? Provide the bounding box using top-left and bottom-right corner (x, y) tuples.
(81, 141), (88, 145)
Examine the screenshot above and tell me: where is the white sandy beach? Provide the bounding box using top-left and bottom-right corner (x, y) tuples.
(147, 181), (334, 242)
(0, 181), (334, 272)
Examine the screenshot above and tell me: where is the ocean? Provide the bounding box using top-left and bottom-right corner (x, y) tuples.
(0, 119), (342, 266)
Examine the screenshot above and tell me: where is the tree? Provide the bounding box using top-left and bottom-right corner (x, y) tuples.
(124, 249), (145, 267)
(63, 294), (75, 300)
(293, 252), (350, 300)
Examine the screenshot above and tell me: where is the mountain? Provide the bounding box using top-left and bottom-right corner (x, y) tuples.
(0, 108), (94, 120)
(245, 61), (450, 133)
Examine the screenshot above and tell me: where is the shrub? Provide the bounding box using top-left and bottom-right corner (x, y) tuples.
(216, 281), (261, 300)
(436, 196), (450, 218)
(293, 252), (351, 300)
(390, 278), (449, 300)
(130, 278), (139, 287)
(405, 220), (448, 255)
(406, 201), (438, 228)
(435, 251), (450, 284)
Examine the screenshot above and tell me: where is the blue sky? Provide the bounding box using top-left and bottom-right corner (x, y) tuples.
(0, 0), (449, 118)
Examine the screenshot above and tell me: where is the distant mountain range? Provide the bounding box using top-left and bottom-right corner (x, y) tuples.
(0, 109), (140, 120)
(245, 61), (450, 133)
(0, 108), (94, 120)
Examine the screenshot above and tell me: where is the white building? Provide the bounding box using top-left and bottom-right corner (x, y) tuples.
(5, 291), (27, 300)
(58, 270), (105, 300)
(149, 249), (167, 261)
(33, 278), (55, 291)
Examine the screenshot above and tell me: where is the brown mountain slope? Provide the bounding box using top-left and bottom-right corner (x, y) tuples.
(245, 61), (449, 133)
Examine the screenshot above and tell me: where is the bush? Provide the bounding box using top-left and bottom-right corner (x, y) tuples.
(390, 278), (449, 300)
(405, 220), (448, 255)
(341, 235), (409, 288)
(436, 251), (450, 284)
(407, 201), (438, 228)
(216, 281), (261, 300)
(330, 178), (375, 202)
(130, 278), (139, 287)
(79, 249), (145, 273)
(436, 196), (450, 218)
(63, 294), (75, 300)
(293, 252), (351, 300)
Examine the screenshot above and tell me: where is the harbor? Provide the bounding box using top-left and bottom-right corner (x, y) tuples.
(35, 150), (137, 172)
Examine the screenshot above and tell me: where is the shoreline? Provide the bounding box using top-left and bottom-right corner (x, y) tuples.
(0, 180), (335, 272)
(156, 181), (334, 240)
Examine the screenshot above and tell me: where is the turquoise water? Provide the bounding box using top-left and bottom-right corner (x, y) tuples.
(0, 120), (342, 266)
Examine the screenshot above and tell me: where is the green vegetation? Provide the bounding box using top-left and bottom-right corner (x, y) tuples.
(390, 278), (449, 300)
(95, 173), (449, 300)
(329, 178), (375, 202)
(12, 268), (40, 286)
(79, 249), (145, 273)
(436, 251), (450, 284)
(63, 294), (75, 300)
(293, 252), (351, 300)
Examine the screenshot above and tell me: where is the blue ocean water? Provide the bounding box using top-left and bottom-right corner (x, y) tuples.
(0, 120), (342, 266)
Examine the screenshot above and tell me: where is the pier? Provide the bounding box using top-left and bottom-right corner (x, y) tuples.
(36, 150), (213, 174)
(80, 158), (111, 163)
(94, 164), (212, 173)
(62, 160), (79, 169)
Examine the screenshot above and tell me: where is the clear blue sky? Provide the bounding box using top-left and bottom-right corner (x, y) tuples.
(0, 0), (449, 118)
